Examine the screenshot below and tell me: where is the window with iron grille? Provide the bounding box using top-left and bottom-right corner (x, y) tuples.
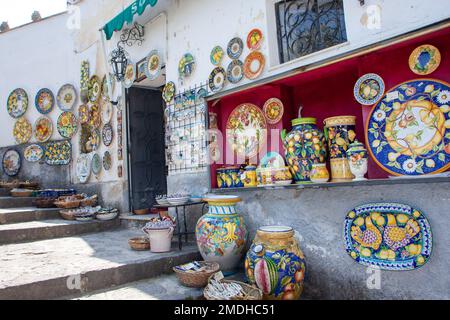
(275, 0), (347, 64)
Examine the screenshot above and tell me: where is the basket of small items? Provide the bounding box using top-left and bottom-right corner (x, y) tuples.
(128, 236), (151, 251)
(204, 272), (263, 300)
(54, 195), (85, 209)
(10, 188), (35, 197)
(80, 194), (98, 207)
(173, 261), (221, 288)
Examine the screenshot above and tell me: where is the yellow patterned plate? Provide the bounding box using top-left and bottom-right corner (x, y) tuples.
(263, 98), (284, 125)
(57, 111), (78, 139)
(13, 117), (32, 144)
(409, 44), (441, 75)
(88, 75), (101, 102)
(78, 104), (90, 124)
(34, 116), (53, 143)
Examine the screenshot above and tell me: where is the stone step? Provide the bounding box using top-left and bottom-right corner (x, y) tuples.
(120, 213), (159, 229)
(0, 188), (10, 197)
(0, 218), (120, 245)
(0, 229), (200, 300)
(0, 207), (60, 224)
(0, 197), (36, 209)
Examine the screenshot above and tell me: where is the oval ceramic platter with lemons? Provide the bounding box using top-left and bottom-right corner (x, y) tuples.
(366, 79), (450, 176)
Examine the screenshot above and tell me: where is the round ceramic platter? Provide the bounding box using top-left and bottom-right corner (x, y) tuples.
(35, 88), (55, 114)
(247, 29), (263, 50)
(92, 153), (102, 175)
(89, 103), (101, 128)
(260, 151), (285, 168)
(226, 103), (267, 158)
(88, 75), (102, 102)
(100, 98), (113, 124)
(209, 67), (227, 92)
(162, 81), (176, 103)
(102, 123), (114, 147)
(103, 151), (112, 171)
(7, 88), (28, 118)
(44, 140), (72, 166)
(178, 53), (195, 78)
(196, 87), (208, 104)
(145, 50), (162, 81)
(57, 111), (78, 139)
(124, 62), (136, 89)
(13, 117), (32, 144)
(91, 128), (101, 151)
(2, 149), (21, 176)
(344, 202), (432, 271)
(76, 154), (91, 183)
(34, 116), (53, 143)
(366, 79), (450, 176)
(24, 144), (44, 162)
(227, 37), (244, 59)
(409, 44), (441, 75)
(244, 51), (265, 80)
(57, 84), (77, 111)
(78, 104), (90, 124)
(354, 73), (385, 105)
(101, 75), (109, 100)
(263, 98), (284, 124)
(227, 60), (244, 84)
(210, 46), (225, 65)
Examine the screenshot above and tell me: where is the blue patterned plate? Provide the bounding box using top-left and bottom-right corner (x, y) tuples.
(227, 37), (243, 59)
(227, 60), (244, 84)
(354, 73), (385, 105)
(366, 79), (450, 176)
(344, 202), (432, 271)
(35, 88), (55, 114)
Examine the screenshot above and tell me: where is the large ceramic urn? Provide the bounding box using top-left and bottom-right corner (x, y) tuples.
(196, 195), (248, 274)
(245, 226), (306, 300)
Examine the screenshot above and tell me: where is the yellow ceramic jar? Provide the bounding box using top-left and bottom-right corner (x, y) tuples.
(310, 163), (330, 183)
(241, 165), (257, 187)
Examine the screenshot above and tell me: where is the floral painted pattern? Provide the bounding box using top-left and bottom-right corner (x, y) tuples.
(13, 117), (32, 144)
(35, 88), (55, 114)
(44, 140), (72, 166)
(57, 112), (78, 139)
(34, 116), (53, 142)
(7, 88), (28, 118)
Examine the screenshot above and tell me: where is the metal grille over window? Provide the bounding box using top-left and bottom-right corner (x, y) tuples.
(275, 0), (347, 63)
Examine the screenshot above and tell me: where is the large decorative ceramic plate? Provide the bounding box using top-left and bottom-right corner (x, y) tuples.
(92, 153), (102, 175)
(123, 62), (136, 88)
(24, 144), (44, 163)
(78, 104), (90, 124)
(34, 116), (53, 142)
(209, 67), (227, 92)
(91, 128), (101, 151)
(226, 103), (267, 158)
(7, 88), (28, 118)
(227, 37), (244, 59)
(76, 154), (91, 183)
(103, 151), (112, 171)
(102, 123), (113, 147)
(57, 111), (78, 139)
(44, 140), (72, 165)
(210, 46), (224, 65)
(2, 149), (21, 176)
(244, 51), (265, 80)
(13, 117), (32, 144)
(162, 81), (176, 103)
(227, 60), (244, 84)
(344, 202), (432, 271)
(260, 152), (285, 168)
(35, 88), (55, 114)
(354, 73), (385, 105)
(178, 53), (195, 78)
(57, 84), (77, 111)
(144, 50), (162, 81)
(247, 29), (263, 50)
(409, 45), (441, 76)
(80, 60), (90, 103)
(89, 103), (101, 128)
(366, 79), (450, 176)
(101, 75), (109, 100)
(88, 75), (101, 102)
(100, 97), (113, 124)
(263, 98), (284, 124)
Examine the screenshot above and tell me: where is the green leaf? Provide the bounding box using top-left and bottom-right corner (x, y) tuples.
(431, 90), (441, 98)
(281, 276), (292, 288)
(439, 153), (446, 162)
(399, 93), (405, 101)
(377, 146), (384, 154)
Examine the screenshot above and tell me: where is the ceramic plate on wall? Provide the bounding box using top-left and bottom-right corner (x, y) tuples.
(247, 29), (263, 50)
(103, 151), (112, 171)
(92, 153), (102, 175)
(227, 60), (244, 84)
(34, 116), (53, 143)
(80, 60), (90, 103)
(123, 62), (136, 88)
(162, 81), (176, 103)
(210, 46), (225, 65)
(227, 37), (244, 59)
(354, 73), (385, 105)
(196, 87), (208, 104)
(209, 67), (227, 92)
(57, 84), (77, 111)
(260, 151), (285, 168)
(89, 103), (101, 128)
(76, 154), (91, 183)
(263, 98), (284, 124)
(178, 53), (195, 78)
(35, 88), (55, 114)
(91, 128), (101, 151)
(100, 98), (113, 124)
(244, 51), (265, 80)
(344, 202), (432, 271)
(2, 149), (21, 176)
(57, 111), (78, 139)
(102, 123), (114, 147)
(409, 44), (441, 75)
(88, 75), (101, 102)
(366, 79), (450, 176)
(7, 88), (28, 119)
(13, 117), (32, 144)
(24, 144), (44, 163)
(78, 104), (90, 124)
(101, 75), (109, 100)
(44, 140), (72, 166)
(144, 50), (162, 81)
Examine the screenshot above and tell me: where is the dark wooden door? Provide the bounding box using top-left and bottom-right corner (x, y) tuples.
(127, 87), (167, 210)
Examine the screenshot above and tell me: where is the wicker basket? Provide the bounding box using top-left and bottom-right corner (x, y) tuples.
(204, 274), (263, 300)
(173, 262), (220, 288)
(19, 181), (39, 189)
(128, 237), (151, 251)
(10, 189), (34, 197)
(59, 210), (77, 221)
(34, 198), (56, 208)
(0, 180), (20, 189)
(80, 195), (98, 207)
(55, 199), (81, 209)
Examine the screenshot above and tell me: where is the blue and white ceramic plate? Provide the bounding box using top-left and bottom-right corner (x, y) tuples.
(208, 67), (227, 92)
(366, 79), (450, 176)
(35, 88), (55, 114)
(24, 144), (44, 162)
(260, 152), (285, 168)
(227, 37), (244, 59)
(354, 73), (385, 105)
(2, 149), (21, 176)
(227, 60), (244, 84)
(344, 202), (432, 271)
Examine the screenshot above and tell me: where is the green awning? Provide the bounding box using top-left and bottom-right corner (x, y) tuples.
(103, 0), (158, 40)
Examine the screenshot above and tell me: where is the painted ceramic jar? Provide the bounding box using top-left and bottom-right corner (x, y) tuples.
(216, 168), (227, 189)
(225, 166), (244, 188)
(310, 163), (330, 183)
(324, 116), (356, 182)
(281, 117), (327, 184)
(245, 226), (306, 300)
(196, 195), (248, 274)
(241, 165), (257, 187)
(347, 140), (368, 181)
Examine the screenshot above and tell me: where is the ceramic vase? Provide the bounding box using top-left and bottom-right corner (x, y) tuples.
(245, 226), (306, 300)
(196, 195), (248, 274)
(324, 116), (356, 182)
(281, 115), (327, 184)
(241, 165), (257, 187)
(225, 166), (244, 188)
(346, 140), (368, 180)
(216, 168), (227, 189)
(310, 163), (330, 183)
